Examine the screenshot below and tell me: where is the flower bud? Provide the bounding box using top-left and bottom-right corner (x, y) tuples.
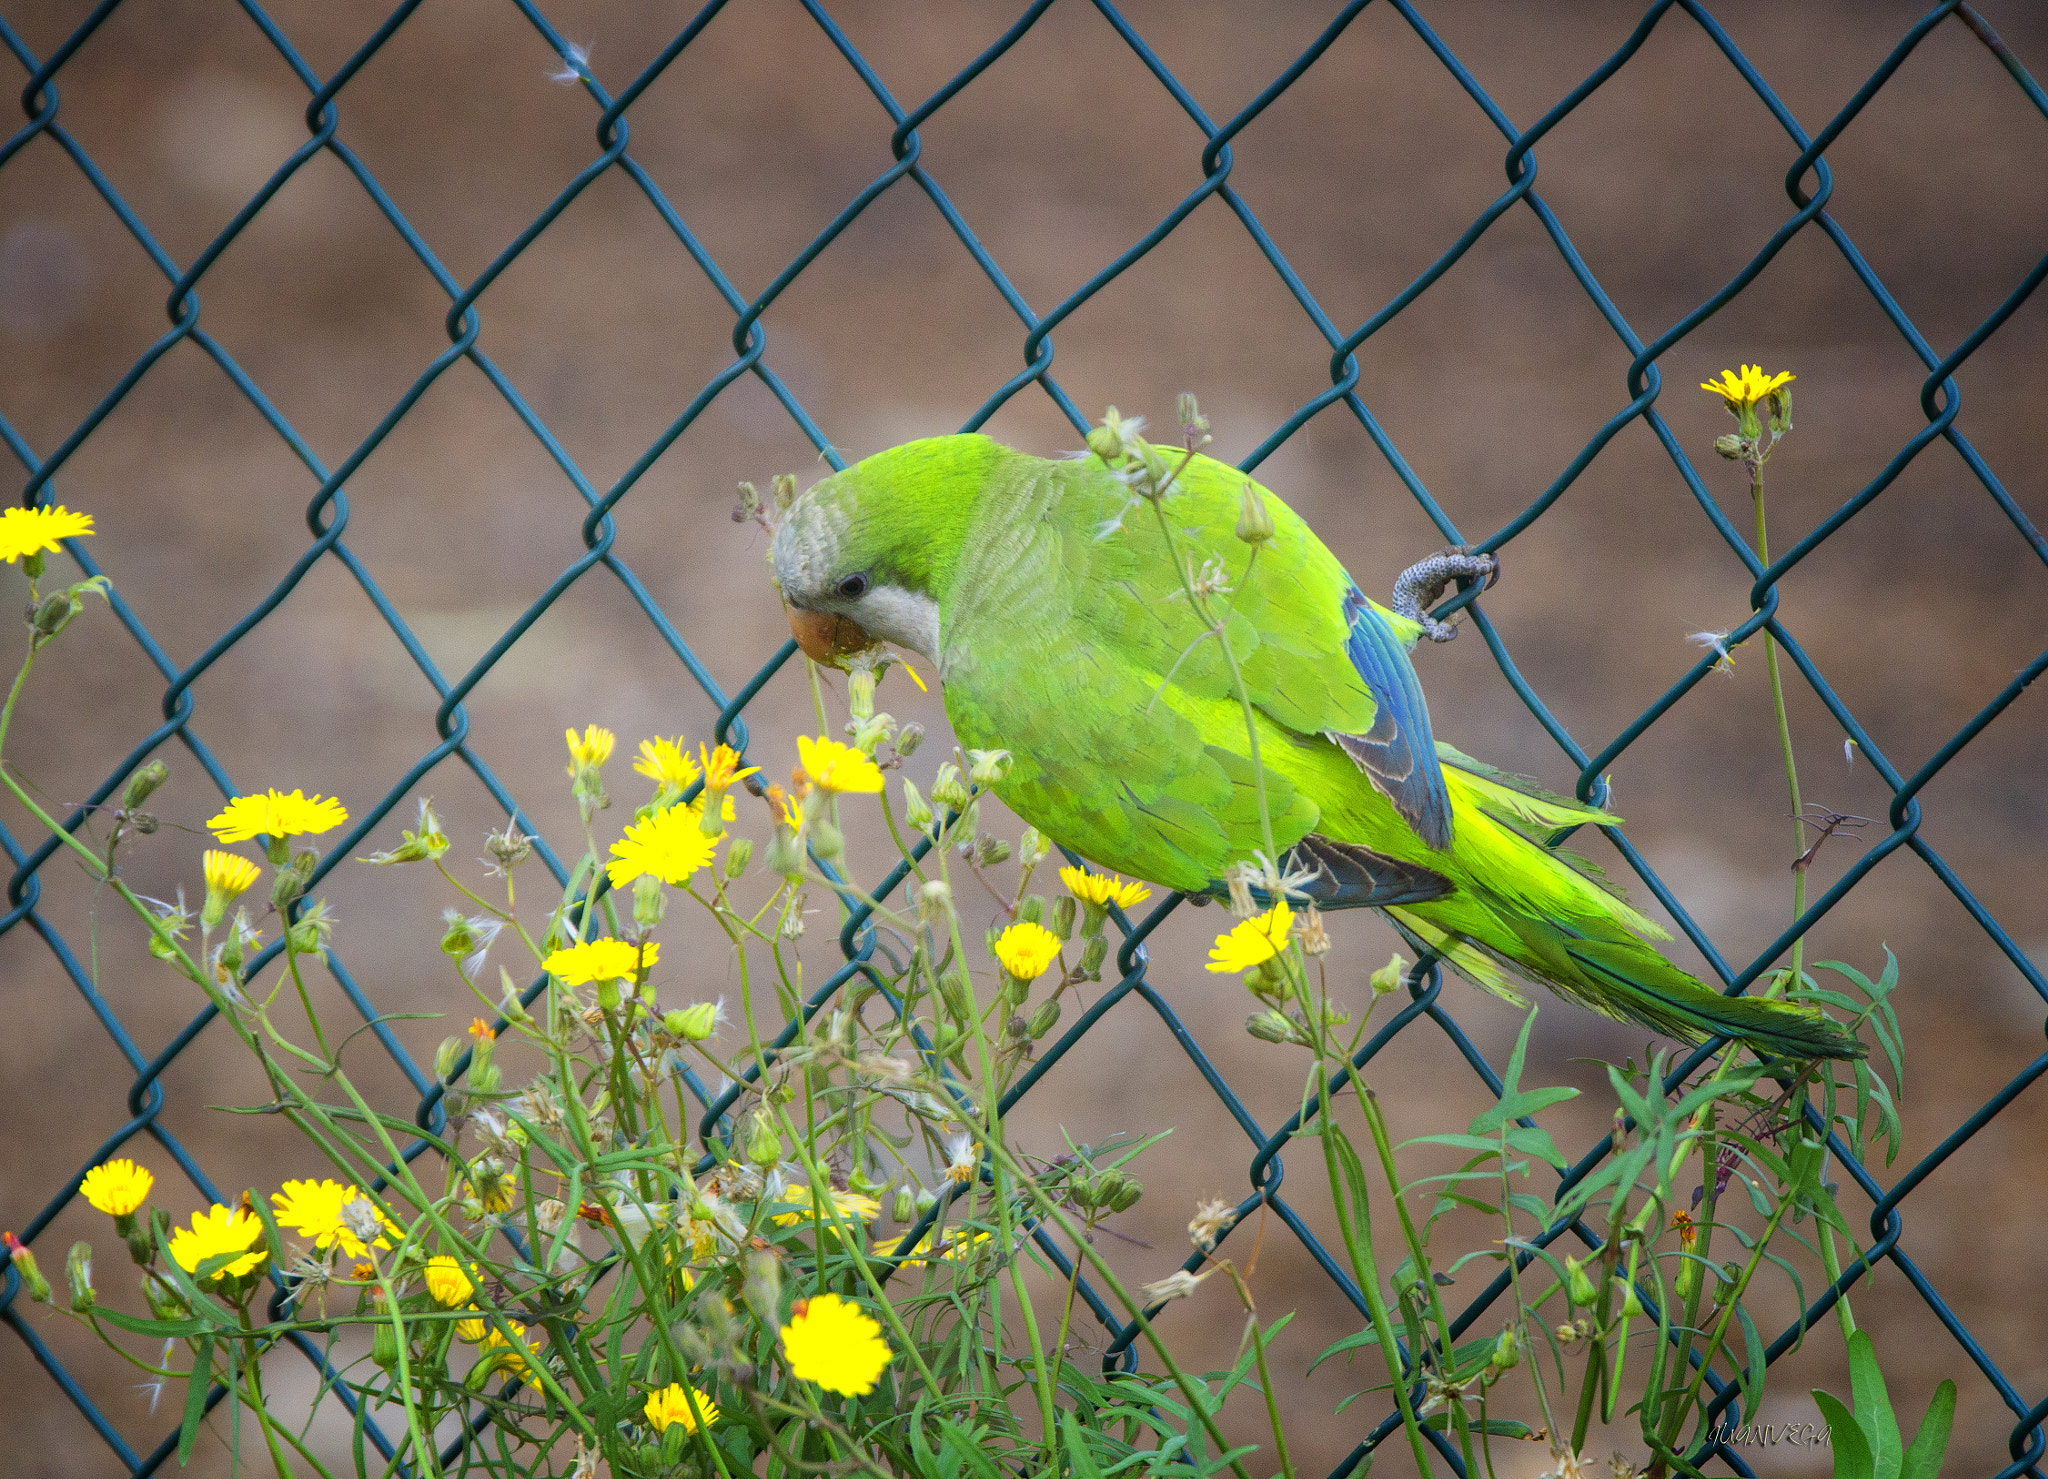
(440, 910), (480, 963)
(286, 917), (324, 956)
(1488, 1327), (1521, 1372)
(1017, 896), (1045, 928)
(1107, 1175), (1143, 1213)
(435, 1036), (465, 1081)
(4, 1233), (49, 1304)
(1235, 481), (1275, 545)
(895, 722), (924, 758)
(967, 749), (1012, 787)
(1712, 1260), (1741, 1306)
(372, 1314), (401, 1370)
(900, 779), (934, 834)
(632, 874), (666, 933)
(485, 821), (533, 873)
(1017, 827), (1051, 871)
(1714, 433), (1745, 460)
(143, 1276), (189, 1322)
(930, 763), (970, 810)
(808, 819), (844, 863)
(765, 826), (805, 879)
(1370, 953), (1408, 996)
(1051, 896), (1076, 941)
(121, 761), (169, 810)
(1086, 424), (1124, 461)
(916, 880), (955, 933)
(28, 591), (73, 638)
(1079, 935), (1108, 979)
(65, 1241), (94, 1311)
(1246, 1009), (1305, 1046)
(1565, 1255), (1598, 1308)
(891, 1185), (916, 1223)
(743, 1249), (782, 1323)
(1767, 384), (1792, 433)
(734, 480), (761, 520)
(669, 1001), (718, 1041)
(1177, 391), (1209, 444)
(848, 667), (877, 722)
(723, 837), (752, 879)
(1025, 998), (1061, 1039)
(972, 835), (1010, 867)
(745, 1110), (783, 1167)
(772, 473), (798, 511)
(1616, 1278), (1644, 1318)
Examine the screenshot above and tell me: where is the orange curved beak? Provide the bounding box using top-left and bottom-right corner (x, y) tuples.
(787, 604), (875, 666)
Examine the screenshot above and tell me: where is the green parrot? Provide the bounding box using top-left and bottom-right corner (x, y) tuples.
(770, 431), (1860, 1062)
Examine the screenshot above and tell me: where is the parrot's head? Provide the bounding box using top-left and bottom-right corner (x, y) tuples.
(770, 434), (1003, 667)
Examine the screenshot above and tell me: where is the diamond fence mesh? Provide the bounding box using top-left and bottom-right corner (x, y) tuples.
(2, 0), (2045, 1475)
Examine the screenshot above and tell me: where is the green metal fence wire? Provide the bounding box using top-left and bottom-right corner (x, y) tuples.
(2, 1), (2044, 1475)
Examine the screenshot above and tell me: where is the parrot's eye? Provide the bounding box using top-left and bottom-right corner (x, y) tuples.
(836, 572), (870, 599)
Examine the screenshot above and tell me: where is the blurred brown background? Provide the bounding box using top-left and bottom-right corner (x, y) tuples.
(3, 1), (2045, 1474)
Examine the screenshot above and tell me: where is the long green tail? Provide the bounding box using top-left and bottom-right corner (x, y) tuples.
(1384, 747), (1865, 1062)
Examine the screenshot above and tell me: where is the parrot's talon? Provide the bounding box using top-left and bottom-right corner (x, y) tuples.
(1392, 547), (1498, 643)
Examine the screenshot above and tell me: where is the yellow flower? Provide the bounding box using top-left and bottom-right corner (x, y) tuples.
(206, 789), (348, 845)
(468, 1017), (495, 1041)
(633, 737), (701, 790)
(797, 735), (884, 795)
(1058, 865), (1151, 911)
(770, 1184), (882, 1228)
(779, 1292), (893, 1397)
(644, 1381), (720, 1434)
(202, 849), (261, 901)
(0, 504), (94, 563)
(545, 937), (656, 985)
(423, 1255), (473, 1307)
(700, 743), (758, 791)
(992, 921), (1061, 981)
(465, 1162), (518, 1215)
(271, 1179), (399, 1258)
(1205, 901), (1294, 973)
(606, 804), (719, 889)
(455, 1316), (491, 1342)
(78, 1158), (153, 1217)
(898, 1227), (994, 1267)
(168, 1204), (267, 1283)
(1699, 364), (1794, 411)
(766, 784), (802, 829)
(565, 725), (615, 771)
(469, 1321), (533, 1380)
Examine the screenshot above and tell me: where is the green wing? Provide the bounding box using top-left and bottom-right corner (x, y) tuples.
(937, 450), (1445, 890)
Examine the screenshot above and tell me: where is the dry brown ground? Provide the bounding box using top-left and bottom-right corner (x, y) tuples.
(2, 1), (2045, 1475)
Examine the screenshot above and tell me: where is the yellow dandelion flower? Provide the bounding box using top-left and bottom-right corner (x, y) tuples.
(796, 735), (884, 795)
(1058, 865), (1151, 911)
(1205, 900), (1295, 973)
(468, 1017), (495, 1041)
(544, 937), (656, 985)
(992, 921), (1061, 982)
(168, 1204), (267, 1283)
(202, 850), (261, 900)
(779, 1292), (893, 1397)
(206, 789), (347, 845)
(770, 1184), (881, 1228)
(643, 1381), (720, 1434)
(565, 725), (615, 771)
(1699, 364), (1794, 411)
(606, 804), (719, 889)
(472, 1322), (533, 1380)
(0, 504), (94, 563)
(465, 1163), (518, 1215)
(765, 784), (802, 829)
(699, 743), (759, 791)
(424, 1255), (473, 1307)
(78, 1158), (153, 1217)
(271, 1179), (399, 1259)
(633, 737), (701, 791)
(455, 1316), (490, 1342)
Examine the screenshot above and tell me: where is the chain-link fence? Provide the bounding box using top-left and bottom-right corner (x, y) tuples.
(3, 1), (2044, 1475)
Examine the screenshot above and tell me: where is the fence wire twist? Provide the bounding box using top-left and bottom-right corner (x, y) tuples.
(2, 1), (2045, 1475)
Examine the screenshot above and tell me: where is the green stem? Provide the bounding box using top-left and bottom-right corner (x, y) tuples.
(1751, 462), (1805, 990)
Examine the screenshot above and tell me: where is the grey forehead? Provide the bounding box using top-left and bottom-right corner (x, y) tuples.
(772, 493), (850, 599)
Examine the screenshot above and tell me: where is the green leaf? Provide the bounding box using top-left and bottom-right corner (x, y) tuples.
(178, 1332), (212, 1466)
(1733, 1299), (1766, 1419)
(1400, 1133), (1513, 1156)
(1470, 1086), (1579, 1134)
(1422, 1414), (1536, 1439)
(1814, 1389), (1875, 1479)
(1503, 1123), (1568, 1170)
(1308, 1326), (1382, 1372)
(1898, 1379), (1956, 1479)
(1847, 1328), (1902, 1479)
(91, 1308), (215, 1340)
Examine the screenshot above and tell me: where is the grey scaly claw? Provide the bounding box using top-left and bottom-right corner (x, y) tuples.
(1391, 547), (1499, 643)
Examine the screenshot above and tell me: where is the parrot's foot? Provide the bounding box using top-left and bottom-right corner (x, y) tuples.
(1391, 547), (1499, 643)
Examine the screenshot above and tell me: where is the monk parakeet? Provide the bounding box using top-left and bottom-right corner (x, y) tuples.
(770, 432), (1860, 1061)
